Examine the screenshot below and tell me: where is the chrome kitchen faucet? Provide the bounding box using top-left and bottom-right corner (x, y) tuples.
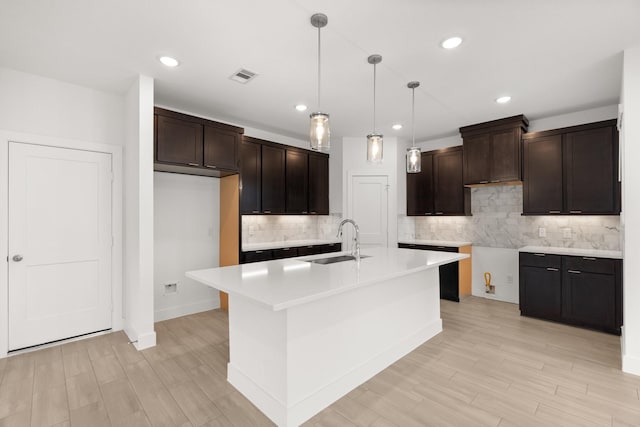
(336, 219), (361, 262)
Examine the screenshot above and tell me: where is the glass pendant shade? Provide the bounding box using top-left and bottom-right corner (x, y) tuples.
(407, 146), (421, 173)
(367, 133), (383, 163)
(310, 112), (330, 152)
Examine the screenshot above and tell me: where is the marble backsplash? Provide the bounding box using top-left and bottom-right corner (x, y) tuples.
(242, 214), (342, 245)
(402, 185), (621, 250)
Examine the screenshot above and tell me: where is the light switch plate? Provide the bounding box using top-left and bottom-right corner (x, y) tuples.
(538, 227), (546, 237)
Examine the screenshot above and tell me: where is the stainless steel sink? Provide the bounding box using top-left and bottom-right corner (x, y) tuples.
(304, 254), (370, 265)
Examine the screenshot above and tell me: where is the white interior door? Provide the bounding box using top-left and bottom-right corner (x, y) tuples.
(348, 174), (389, 248)
(8, 142), (112, 351)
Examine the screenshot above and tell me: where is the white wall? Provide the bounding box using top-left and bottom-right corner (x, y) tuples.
(342, 136), (399, 247)
(528, 105), (618, 132)
(0, 67), (125, 144)
(154, 172), (220, 321)
(471, 247), (519, 303)
(621, 46), (640, 376)
(123, 75), (156, 350)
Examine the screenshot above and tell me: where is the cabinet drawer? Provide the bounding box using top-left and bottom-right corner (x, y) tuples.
(242, 250), (274, 263)
(519, 252), (561, 269)
(564, 256), (616, 275)
(273, 247), (298, 259)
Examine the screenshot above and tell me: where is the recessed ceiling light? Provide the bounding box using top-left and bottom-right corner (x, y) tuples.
(159, 56), (179, 67)
(441, 37), (463, 49)
(392, 124), (403, 130)
(496, 96), (512, 104)
(295, 104), (308, 112)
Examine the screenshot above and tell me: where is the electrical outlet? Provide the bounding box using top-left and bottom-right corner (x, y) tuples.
(563, 228), (572, 239)
(538, 227), (546, 237)
(164, 283), (177, 294)
(456, 225), (463, 233)
(506, 275), (514, 285)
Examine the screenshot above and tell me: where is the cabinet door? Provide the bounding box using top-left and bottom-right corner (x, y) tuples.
(156, 115), (203, 166)
(519, 266), (562, 321)
(433, 149), (464, 215)
(308, 154), (329, 214)
(273, 247), (298, 259)
(439, 262), (459, 302)
(523, 135), (563, 214)
(463, 134), (491, 184)
(203, 126), (239, 171)
(406, 153), (433, 215)
(240, 139), (261, 214)
(261, 145), (286, 213)
(490, 128), (521, 182)
(562, 270), (616, 332)
(565, 126), (616, 214)
(286, 150), (309, 213)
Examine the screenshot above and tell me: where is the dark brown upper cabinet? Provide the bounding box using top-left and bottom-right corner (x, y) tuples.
(156, 114), (203, 166)
(523, 134), (563, 214)
(260, 144), (286, 214)
(407, 152), (434, 216)
(522, 120), (619, 215)
(308, 153), (329, 215)
(286, 149), (309, 214)
(240, 138), (262, 214)
(406, 147), (469, 216)
(204, 126), (239, 171)
(154, 107), (243, 177)
(460, 115), (529, 186)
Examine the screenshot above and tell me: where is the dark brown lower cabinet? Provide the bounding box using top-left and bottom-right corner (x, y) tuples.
(519, 252), (622, 335)
(242, 243), (341, 263)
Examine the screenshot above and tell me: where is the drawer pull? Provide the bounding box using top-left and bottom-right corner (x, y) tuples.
(548, 210), (561, 214)
(568, 270), (581, 274)
(569, 210), (582, 214)
(310, 211), (317, 214)
(546, 267), (559, 272)
(479, 180), (489, 184)
(263, 210), (271, 213)
(533, 253), (546, 257)
(188, 162), (199, 166)
(302, 211), (308, 214)
(282, 248), (290, 251)
(252, 210), (260, 214)
(255, 250), (263, 254)
(205, 164), (217, 169)
(582, 257), (596, 261)
(490, 180), (501, 183)
(435, 212), (444, 215)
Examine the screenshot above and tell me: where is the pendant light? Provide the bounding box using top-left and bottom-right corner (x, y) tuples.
(309, 13), (330, 152)
(367, 54), (383, 163)
(406, 81), (421, 173)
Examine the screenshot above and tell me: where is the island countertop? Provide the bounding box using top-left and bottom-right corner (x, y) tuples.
(186, 246), (467, 311)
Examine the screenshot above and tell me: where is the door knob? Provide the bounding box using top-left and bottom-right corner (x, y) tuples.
(12, 254), (23, 262)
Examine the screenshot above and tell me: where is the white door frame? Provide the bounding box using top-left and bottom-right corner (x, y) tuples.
(345, 170), (391, 248)
(0, 130), (123, 358)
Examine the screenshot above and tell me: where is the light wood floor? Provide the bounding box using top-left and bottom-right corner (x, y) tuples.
(1, 296), (638, 427)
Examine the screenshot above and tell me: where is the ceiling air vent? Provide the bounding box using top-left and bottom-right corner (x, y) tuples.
(230, 68), (257, 84)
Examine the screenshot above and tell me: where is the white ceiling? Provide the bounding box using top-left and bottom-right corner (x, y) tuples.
(1, 0), (639, 142)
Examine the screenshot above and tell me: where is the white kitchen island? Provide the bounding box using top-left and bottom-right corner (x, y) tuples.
(187, 246), (467, 426)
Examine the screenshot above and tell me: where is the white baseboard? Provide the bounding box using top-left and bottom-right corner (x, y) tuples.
(622, 352), (640, 377)
(134, 331), (157, 350)
(154, 298), (220, 322)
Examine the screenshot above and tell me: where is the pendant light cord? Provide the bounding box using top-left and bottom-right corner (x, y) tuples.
(317, 26), (321, 111)
(411, 87), (416, 146)
(373, 63), (377, 133)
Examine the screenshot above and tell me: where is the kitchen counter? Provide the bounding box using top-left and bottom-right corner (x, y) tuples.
(188, 246), (467, 311)
(187, 247), (466, 426)
(519, 246), (622, 259)
(398, 239), (472, 248)
(242, 238), (341, 252)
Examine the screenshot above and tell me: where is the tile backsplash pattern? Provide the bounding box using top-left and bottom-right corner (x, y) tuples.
(404, 185), (620, 250)
(242, 214), (342, 245)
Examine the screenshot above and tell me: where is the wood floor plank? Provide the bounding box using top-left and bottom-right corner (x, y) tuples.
(168, 380), (222, 426)
(69, 401), (110, 427)
(30, 384), (69, 427)
(100, 378), (144, 425)
(66, 371), (101, 410)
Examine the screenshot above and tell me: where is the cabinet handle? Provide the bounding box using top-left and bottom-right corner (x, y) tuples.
(568, 270), (581, 274)
(582, 257), (596, 261)
(205, 164), (217, 169)
(424, 213), (432, 215)
(546, 267), (559, 272)
(282, 248), (290, 251)
(302, 211), (308, 214)
(490, 180), (501, 183)
(252, 210), (260, 214)
(255, 251), (263, 254)
(188, 162), (199, 166)
(548, 210), (561, 214)
(263, 210), (271, 214)
(310, 211), (317, 214)
(533, 253), (546, 257)
(479, 180), (489, 184)
(435, 212), (444, 215)
(569, 210), (582, 214)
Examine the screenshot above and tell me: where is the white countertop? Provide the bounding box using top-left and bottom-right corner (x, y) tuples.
(243, 239), (342, 252)
(398, 239), (472, 248)
(519, 246), (622, 259)
(187, 246), (468, 311)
